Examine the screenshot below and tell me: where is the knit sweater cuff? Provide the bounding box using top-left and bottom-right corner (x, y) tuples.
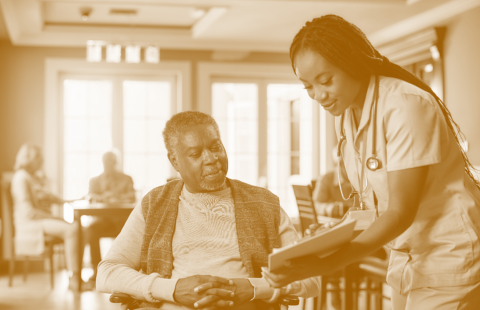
(151, 277), (178, 302)
(247, 278), (274, 300)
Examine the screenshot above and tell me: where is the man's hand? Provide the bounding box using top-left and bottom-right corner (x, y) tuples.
(174, 275), (235, 309)
(195, 278), (254, 309)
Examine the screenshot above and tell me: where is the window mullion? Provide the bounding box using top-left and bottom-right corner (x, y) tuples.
(112, 77), (124, 164)
(258, 80), (268, 182)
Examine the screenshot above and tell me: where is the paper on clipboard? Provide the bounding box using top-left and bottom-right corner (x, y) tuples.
(268, 219), (356, 272)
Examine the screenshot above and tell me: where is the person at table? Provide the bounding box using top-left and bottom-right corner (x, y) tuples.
(313, 147), (357, 218)
(86, 150), (135, 284)
(96, 111), (321, 310)
(262, 14), (480, 309)
(10, 143), (82, 290)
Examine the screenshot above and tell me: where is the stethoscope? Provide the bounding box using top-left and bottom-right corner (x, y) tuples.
(336, 75), (381, 210)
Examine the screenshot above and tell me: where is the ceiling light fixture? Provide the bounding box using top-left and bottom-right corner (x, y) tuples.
(79, 7), (93, 21)
(86, 40), (103, 62)
(106, 44), (122, 63)
(145, 46), (160, 64)
(424, 63), (433, 73)
(125, 45), (141, 63)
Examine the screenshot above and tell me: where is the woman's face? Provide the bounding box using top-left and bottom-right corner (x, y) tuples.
(31, 151), (44, 172)
(294, 49), (367, 116)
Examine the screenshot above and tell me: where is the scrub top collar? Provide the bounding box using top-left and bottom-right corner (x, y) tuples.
(346, 75), (378, 150)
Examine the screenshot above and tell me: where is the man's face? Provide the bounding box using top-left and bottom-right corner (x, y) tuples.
(169, 124), (229, 193)
(102, 153), (117, 174)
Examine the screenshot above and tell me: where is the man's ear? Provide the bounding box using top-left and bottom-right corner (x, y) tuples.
(168, 153), (179, 172)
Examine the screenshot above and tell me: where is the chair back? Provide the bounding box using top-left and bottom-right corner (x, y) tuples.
(1, 172), (15, 260)
(292, 184), (317, 236)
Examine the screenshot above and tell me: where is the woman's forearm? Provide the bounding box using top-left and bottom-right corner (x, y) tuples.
(320, 207), (414, 273)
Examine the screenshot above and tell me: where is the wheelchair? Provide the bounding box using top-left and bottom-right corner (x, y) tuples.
(110, 292), (300, 310)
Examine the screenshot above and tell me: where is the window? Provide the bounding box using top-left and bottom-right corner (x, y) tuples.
(212, 83), (258, 185)
(61, 75), (176, 200)
(211, 79), (316, 216)
(267, 84), (314, 214)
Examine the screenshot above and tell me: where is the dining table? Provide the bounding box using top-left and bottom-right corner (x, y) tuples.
(69, 201), (136, 291)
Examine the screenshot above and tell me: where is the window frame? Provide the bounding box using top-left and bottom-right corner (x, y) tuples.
(45, 58), (191, 195)
(199, 62), (327, 215)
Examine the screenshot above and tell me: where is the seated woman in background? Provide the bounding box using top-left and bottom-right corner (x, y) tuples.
(11, 143), (82, 290)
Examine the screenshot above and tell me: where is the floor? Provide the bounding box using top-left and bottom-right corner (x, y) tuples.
(0, 239), (392, 310)
(0, 269), (392, 310)
(0, 269), (117, 310)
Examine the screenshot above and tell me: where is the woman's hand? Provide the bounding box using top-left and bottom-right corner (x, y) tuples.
(261, 254), (325, 288)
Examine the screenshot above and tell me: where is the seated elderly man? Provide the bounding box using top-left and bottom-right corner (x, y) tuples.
(86, 150), (136, 284)
(97, 111), (320, 309)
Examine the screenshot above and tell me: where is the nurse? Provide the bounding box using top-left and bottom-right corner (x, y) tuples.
(262, 15), (480, 309)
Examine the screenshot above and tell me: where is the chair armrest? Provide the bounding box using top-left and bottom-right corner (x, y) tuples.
(110, 292), (300, 308)
(110, 293), (133, 304)
(279, 295), (299, 306)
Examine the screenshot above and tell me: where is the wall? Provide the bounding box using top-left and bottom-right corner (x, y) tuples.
(0, 40), (290, 175)
(443, 6), (480, 165)
(0, 42), (85, 173)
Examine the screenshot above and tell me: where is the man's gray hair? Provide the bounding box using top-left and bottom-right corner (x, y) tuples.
(162, 111), (221, 157)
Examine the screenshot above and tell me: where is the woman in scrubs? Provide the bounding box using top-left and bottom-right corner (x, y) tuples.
(262, 15), (480, 309)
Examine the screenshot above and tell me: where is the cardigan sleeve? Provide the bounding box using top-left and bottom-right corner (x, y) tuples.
(96, 203), (178, 302)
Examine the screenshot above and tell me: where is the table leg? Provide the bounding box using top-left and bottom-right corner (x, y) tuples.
(76, 212), (82, 291)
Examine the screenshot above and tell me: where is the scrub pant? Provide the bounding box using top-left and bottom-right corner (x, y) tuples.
(391, 282), (480, 310)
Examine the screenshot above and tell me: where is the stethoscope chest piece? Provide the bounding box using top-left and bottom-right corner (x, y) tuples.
(366, 156), (380, 171)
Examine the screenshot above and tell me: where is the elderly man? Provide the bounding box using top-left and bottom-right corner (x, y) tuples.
(97, 111), (320, 309)
(86, 151), (136, 283)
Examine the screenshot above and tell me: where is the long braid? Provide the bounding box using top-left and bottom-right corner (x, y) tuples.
(291, 14), (480, 189)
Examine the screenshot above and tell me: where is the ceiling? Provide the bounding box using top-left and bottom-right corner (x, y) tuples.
(0, 0), (479, 52)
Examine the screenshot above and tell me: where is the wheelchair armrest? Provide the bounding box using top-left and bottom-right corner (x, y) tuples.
(110, 292), (300, 307)
(110, 292), (133, 304)
(279, 295), (300, 306)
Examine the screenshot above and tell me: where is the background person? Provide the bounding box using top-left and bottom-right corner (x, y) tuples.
(263, 14), (480, 310)
(86, 150), (135, 284)
(10, 143), (82, 290)
(97, 111), (321, 309)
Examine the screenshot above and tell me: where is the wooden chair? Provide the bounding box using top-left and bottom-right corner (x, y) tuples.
(357, 256), (389, 310)
(291, 184), (318, 237)
(1, 172), (64, 289)
(292, 184), (347, 310)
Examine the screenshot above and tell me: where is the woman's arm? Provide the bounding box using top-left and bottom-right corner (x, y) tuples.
(11, 171), (54, 220)
(262, 165), (429, 287)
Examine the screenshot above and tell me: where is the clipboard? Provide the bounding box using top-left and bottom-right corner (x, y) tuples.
(268, 219), (356, 272)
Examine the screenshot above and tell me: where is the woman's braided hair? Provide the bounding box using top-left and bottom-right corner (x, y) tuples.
(290, 14), (479, 188)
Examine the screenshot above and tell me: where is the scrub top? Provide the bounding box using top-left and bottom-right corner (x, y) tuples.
(335, 75), (480, 294)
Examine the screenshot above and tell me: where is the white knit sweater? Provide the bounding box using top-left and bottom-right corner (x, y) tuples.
(97, 186), (321, 309)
